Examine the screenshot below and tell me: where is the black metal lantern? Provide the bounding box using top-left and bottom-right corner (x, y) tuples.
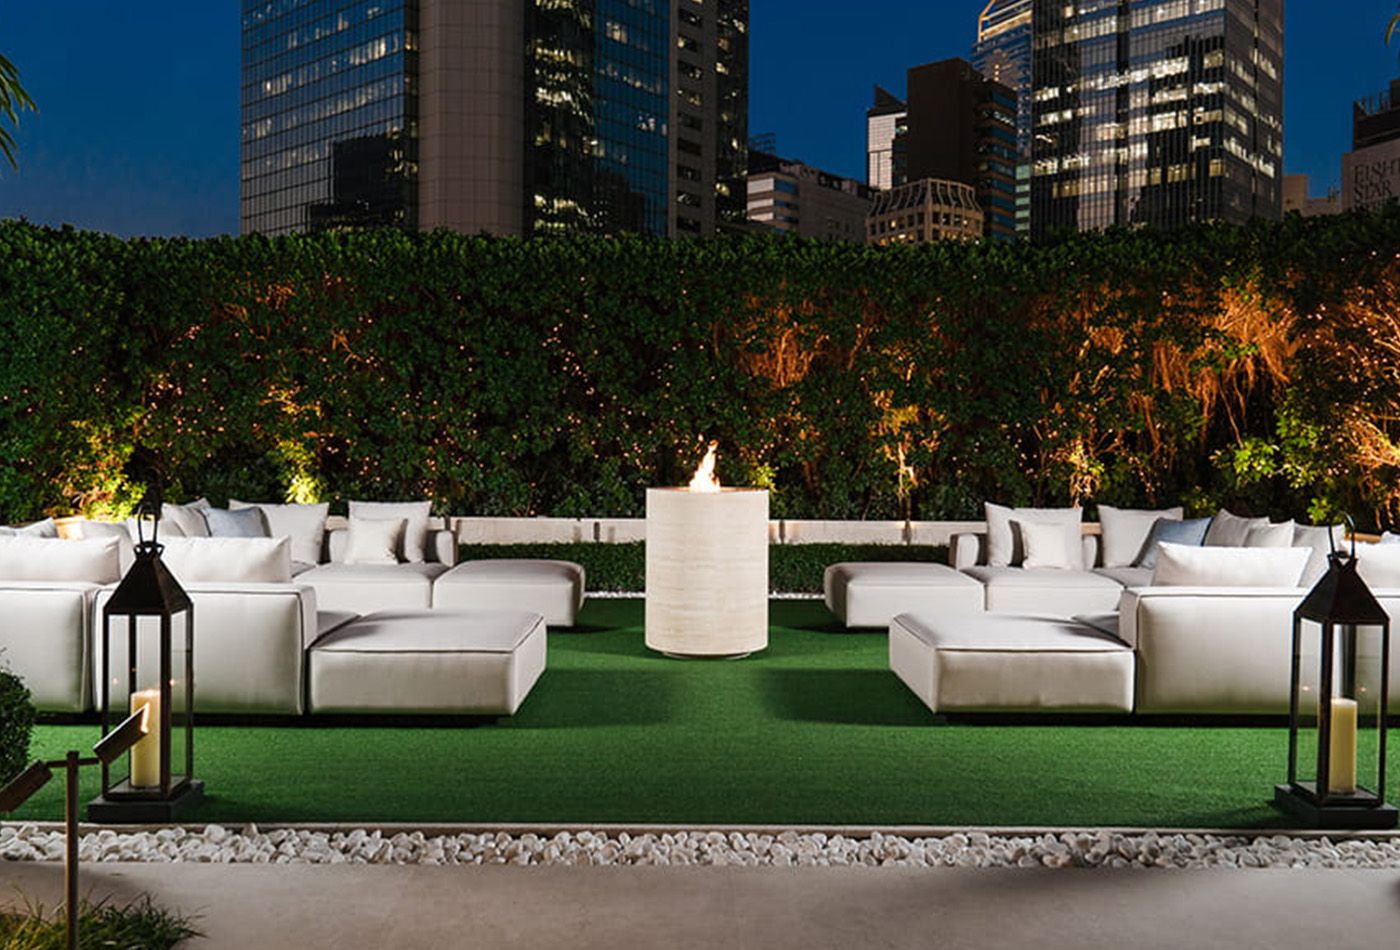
(88, 501), (203, 822)
(1274, 536), (1396, 829)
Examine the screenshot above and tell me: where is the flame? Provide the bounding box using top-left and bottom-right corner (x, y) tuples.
(688, 440), (721, 492)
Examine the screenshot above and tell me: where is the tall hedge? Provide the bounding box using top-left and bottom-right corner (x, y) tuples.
(3, 210), (1400, 527)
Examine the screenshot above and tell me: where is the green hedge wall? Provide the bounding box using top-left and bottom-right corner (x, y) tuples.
(3, 210), (1400, 527)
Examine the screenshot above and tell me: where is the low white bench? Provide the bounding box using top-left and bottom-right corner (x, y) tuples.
(889, 612), (1134, 714)
(308, 609), (547, 715)
(824, 562), (984, 628)
(433, 559), (585, 626)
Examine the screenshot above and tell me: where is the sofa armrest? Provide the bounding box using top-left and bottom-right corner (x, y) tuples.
(430, 528), (458, 566)
(950, 532), (987, 569)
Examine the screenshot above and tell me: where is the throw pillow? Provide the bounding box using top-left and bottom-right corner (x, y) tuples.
(8, 518), (58, 538)
(0, 536), (122, 584)
(160, 499), (212, 538)
(1203, 508), (1268, 547)
(159, 537), (293, 584)
(345, 517), (405, 565)
(1151, 542), (1310, 588)
(1020, 520), (1075, 569)
(1097, 505), (1185, 567)
(229, 500), (329, 566)
(348, 501), (431, 563)
(202, 507), (269, 539)
(1133, 516), (1212, 569)
(1243, 521), (1296, 548)
(1354, 543), (1400, 588)
(75, 519), (137, 573)
(985, 503), (1083, 568)
(1294, 523), (1346, 587)
(125, 515), (186, 543)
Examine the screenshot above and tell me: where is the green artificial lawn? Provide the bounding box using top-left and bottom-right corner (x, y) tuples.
(15, 600), (1398, 829)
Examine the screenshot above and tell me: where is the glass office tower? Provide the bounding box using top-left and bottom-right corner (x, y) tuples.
(1030, 0), (1282, 237)
(972, 0), (1033, 235)
(241, 0), (419, 236)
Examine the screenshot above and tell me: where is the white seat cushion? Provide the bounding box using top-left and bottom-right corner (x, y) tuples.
(1093, 566), (1154, 588)
(960, 566), (1124, 616)
(299, 562), (448, 614)
(309, 609), (546, 715)
(890, 612), (1134, 713)
(433, 560), (585, 627)
(823, 562), (983, 628)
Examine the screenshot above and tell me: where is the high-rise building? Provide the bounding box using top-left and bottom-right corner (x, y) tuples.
(1343, 79), (1400, 213)
(1029, 0), (1283, 237)
(746, 151), (872, 243)
(1282, 174), (1340, 217)
(867, 179), (984, 245)
(866, 86), (907, 191)
(972, 0), (1033, 235)
(240, 0), (748, 239)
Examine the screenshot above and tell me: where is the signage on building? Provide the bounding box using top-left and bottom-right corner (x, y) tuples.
(1343, 138), (1400, 212)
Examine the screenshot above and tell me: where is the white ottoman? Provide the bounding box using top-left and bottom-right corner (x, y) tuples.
(824, 562), (984, 628)
(308, 609), (546, 715)
(889, 612), (1134, 713)
(433, 559), (585, 627)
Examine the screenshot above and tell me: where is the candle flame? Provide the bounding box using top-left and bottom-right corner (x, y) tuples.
(688, 441), (721, 492)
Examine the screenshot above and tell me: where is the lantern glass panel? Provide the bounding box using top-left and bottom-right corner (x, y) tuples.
(1293, 620), (1386, 803)
(168, 610), (192, 785)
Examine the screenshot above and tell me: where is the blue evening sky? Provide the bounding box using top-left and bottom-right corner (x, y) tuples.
(0, 1), (1395, 237)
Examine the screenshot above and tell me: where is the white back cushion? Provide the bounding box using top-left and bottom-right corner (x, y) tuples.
(159, 537), (293, 584)
(1151, 542), (1309, 588)
(1354, 543), (1400, 588)
(0, 537), (121, 583)
(1294, 524), (1345, 587)
(75, 520), (137, 574)
(348, 501), (430, 563)
(1098, 505), (1184, 567)
(1203, 509), (1268, 547)
(986, 503), (1083, 568)
(1243, 521), (1295, 548)
(160, 499), (212, 538)
(229, 500), (328, 565)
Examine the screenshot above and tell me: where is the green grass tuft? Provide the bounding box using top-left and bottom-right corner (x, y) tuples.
(0, 896), (200, 949)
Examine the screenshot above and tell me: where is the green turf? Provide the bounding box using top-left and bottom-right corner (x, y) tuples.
(14, 599), (1397, 828)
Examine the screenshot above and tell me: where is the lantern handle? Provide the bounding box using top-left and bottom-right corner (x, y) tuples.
(132, 496), (161, 554)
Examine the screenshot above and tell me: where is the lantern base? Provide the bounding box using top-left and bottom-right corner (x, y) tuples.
(1273, 784), (1398, 830)
(88, 780), (204, 824)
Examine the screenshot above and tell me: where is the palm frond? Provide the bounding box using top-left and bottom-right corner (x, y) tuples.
(0, 52), (36, 170)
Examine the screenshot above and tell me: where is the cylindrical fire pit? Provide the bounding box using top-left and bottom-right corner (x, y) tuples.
(645, 486), (769, 658)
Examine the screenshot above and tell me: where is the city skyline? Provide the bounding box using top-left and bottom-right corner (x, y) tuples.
(0, 0), (1395, 237)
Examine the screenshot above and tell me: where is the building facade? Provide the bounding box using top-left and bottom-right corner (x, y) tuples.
(1282, 174), (1340, 217)
(746, 151), (872, 242)
(866, 86), (907, 191)
(972, 0), (1033, 235)
(867, 179), (984, 245)
(240, 0), (747, 239)
(1029, 0), (1283, 237)
(1343, 79), (1400, 213)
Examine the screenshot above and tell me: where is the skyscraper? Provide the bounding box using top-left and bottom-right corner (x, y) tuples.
(1029, 0), (1283, 237)
(972, 0), (1033, 235)
(240, 0), (748, 239)
(866, 86), (907, 191)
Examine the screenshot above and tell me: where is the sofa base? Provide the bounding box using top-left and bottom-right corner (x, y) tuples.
(1273, 784), (1398, 830)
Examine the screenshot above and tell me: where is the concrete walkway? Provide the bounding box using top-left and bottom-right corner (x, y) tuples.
(1, 862), (1399, 949)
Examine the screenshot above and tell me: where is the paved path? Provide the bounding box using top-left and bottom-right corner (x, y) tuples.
(2, 862), (1398, 949)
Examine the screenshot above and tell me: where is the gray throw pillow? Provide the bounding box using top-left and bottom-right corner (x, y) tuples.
(202, 507), (269, 539)
(1135, 516), (1212, 569)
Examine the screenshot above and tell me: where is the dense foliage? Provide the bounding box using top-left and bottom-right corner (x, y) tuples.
(3, 211), (1400, 527)
(0, 668), (33, 784)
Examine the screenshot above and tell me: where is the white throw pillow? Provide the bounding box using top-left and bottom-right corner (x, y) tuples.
(160, 499), (212, 538)
(1021, 520), (1075, 569)
(0, 536), (121, 583)
(1203, 508), (1268, 547)
(1151, 542), (1310, 588)
(1294, 523), (1345, 587)
(1354, 543), (1400, 588)
(1097, 505), (1184, 567)
(345, 517), (405, 565)
(348, 501), (430, 563)
(230, 500), (329, 565)
(1243, 521), (1296, 548)
(75, 520), (137, 574)
(986, 503), (1083, 568)
(159, 537), (293, 584)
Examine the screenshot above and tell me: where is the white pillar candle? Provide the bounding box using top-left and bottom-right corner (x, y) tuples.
(129, 688), (162, 789)
(646, 487), (769, 657)
(1327, 697), (1358, 795)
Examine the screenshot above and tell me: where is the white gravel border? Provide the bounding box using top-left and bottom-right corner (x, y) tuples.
(3, 824), (1398, 869)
